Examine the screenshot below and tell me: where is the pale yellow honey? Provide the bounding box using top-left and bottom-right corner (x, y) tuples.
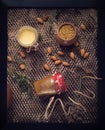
(19, 29), (36, 45)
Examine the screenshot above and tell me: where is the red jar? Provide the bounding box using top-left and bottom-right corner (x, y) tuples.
(34, 72), (67, 96)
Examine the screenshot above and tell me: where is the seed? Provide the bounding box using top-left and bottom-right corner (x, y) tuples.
(83, 52), (89, 58)
(50, 56), (57, 61)
(7, 56), (12, 62)
(80, 24), (86, 31)
(57, 51), (64, 56)
(36, 17), (44, 24)
(19, 51), (25, 58)
(74, 42), (79, 47)
(70, 52), (75, 59)
(43, 16), (49, 22)
(19, 63), (26, 70)
(62, 61), (70, 66)
(47, 47), (52, 54)
(55, 60), (62, 65)
(43, 64), (50, 71)
(80, 48), (85, 57)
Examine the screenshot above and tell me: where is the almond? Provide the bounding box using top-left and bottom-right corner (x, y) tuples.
(47, 47), (52, 54)
(80, 48), (85, 57)
(19, 51), (25, 58)
(50, 56), (57, 61)
(83, 52), (89, 58)
(36, 17), (44, 24)
(57, 51), (64, 56)
(70, 52), (75, 59)
(19, 63), (26, 70)
(62, 61), (69, 66)
(43, 16), (49, 22)
(74, 42), (79, 47)
(80, 24), (86, 31)
(43, 64), (50, 71)
(7, 56), (12, 62)
(55, 60), (62, 65)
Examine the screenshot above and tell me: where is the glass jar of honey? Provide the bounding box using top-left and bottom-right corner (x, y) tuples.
(34, 72), (67, 96)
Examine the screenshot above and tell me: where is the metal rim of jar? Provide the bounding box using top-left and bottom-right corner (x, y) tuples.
(16, 26), (39, 48)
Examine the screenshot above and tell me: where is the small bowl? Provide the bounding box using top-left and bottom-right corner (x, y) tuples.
(55, 22), (78, 46)
(16, 26), (39, 48)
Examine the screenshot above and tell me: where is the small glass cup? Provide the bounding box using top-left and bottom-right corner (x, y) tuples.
(16, 26), (39, 53)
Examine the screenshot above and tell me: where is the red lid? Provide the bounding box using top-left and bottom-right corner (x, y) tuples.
(53, 72), (67, 94)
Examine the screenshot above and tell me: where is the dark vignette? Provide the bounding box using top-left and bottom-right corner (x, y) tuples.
(0, 0), (105, 130)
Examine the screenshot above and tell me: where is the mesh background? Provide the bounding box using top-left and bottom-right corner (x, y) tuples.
(7, 8), (98, 123)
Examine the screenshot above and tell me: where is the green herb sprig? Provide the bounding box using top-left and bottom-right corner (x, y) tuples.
(8, 68), (32, 95)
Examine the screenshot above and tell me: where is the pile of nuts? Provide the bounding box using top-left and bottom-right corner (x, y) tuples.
(43, 45), (89, 71)
(44, 47), (70, 71)
(7, 22), (89, 72)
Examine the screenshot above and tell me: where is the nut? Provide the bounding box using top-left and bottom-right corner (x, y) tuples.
(57, 51), (64, 56)
(47, 47), (52, 54)
(74, 42), (79, 47)
(43, 16), (49, 22)
(55, 60), (62, 65)
(62, 61), (69, 66)
(80, 24), (86, 31)
(80, 48), (85, 57)
(50, 56), (58, 61)
(19, 63), (26, 70)
(7, 56), (12, 62)
(43, 64), (50, 71)
(83, 52), (89, 58)
(36, 18), (44, 24)
(19, 51), (25, 58)
(70, 52), (75, 59)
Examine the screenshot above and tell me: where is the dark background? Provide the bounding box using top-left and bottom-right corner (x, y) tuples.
(0, 0), (105, 130)
(0, 0), (103, 7)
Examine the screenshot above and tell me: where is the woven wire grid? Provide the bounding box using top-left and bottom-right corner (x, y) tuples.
(7, 8), (98, 123)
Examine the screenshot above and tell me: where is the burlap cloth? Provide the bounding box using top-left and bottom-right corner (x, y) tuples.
(7, 8), (98, 123)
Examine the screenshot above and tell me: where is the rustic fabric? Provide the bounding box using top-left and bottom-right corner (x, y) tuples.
(7, 8), (98, 123)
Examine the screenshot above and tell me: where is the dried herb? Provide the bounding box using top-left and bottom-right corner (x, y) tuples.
(8, 68), (32, 95)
